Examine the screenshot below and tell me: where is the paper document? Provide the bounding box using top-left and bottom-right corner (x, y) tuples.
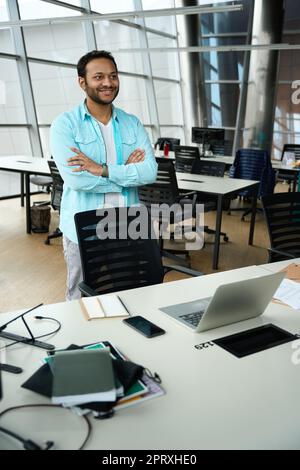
(80, 294), (130, 320)
(273, 278), (300, 310)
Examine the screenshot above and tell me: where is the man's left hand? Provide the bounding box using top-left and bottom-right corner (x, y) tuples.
(68, 148), (103, 176)
(125, 148), (145, 164)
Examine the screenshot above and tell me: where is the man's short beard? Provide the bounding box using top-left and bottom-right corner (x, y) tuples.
(86, 86), (119, 106)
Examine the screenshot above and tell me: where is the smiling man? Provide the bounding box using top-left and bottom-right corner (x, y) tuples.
(50, 50), (157, 300)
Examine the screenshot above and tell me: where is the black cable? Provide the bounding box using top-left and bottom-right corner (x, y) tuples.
(0, 404), (92, 450)
(0, 316), (62, 351)
(0, 425), (53, 450)
(33, 316), (62, 339)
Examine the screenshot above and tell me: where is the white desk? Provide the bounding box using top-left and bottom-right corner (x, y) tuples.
(0, 156), (50, 234)
(177, 172), (259, 270)
(164, 152), (300, 190)
(259, 257), (300, 273)
(1, 264), (300, 450)
(203, 155), (300, 191)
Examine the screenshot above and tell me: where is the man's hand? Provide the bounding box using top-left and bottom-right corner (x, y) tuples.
(125, 148), (145, 165)
(68, 148), (103, 176)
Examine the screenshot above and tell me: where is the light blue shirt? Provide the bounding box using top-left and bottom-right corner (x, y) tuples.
(50, 102), (157, 242)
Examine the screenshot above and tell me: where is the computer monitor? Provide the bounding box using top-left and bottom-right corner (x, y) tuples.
(191, 127), (225, 154)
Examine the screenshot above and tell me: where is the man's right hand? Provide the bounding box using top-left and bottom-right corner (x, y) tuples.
(125, 148), (145, 165)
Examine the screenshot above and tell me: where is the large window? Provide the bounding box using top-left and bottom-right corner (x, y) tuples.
(18, 0), (80, 20)
(1, 0), (299, 167)
(29, 62), (83, 124)
(115, 75), (150, 124)
(0, 58), (27, 124)
(154, 80), (183, 126)
(23, 23), (87, 63)
(94, 21), (143, 75)
(90, 0), (135, 14)
(0, 0), (184, 165)
(273, 0), (300, 157)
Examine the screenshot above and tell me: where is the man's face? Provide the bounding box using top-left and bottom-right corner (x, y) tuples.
(79, 58), (119, 105)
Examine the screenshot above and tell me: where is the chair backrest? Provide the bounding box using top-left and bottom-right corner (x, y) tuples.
(48, 160), (63, 210)
(74, 208), (165, 295)
(229, 148), (275, 198)
(174, 145), (200, 173)
(155, 137), (180, 151)
(138, 157), (179, 208)
(281, 144), (300, 162)
(262, 192), (300, 262)
(191, 159), (226, 177)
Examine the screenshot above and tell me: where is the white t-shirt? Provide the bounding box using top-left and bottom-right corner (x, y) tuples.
(98, 119), (125, 208)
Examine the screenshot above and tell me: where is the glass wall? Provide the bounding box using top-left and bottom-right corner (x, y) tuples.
(273, 0), (300, 158)
(0, 0), (299, 173)
(0, 0), (185, 165)
(0, 58), (27, 124)
(23, 23), (87, 63)
(18, 0), (81, 20)
(94, 21), (143, 75)
(29, 63), (83, 124)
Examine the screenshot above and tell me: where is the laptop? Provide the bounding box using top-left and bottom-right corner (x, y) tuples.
(160, 272), (285, 333)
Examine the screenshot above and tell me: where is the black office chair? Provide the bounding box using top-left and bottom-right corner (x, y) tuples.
(138, 157), (198, 267)
(191, 159), (229, 242)
(29, 173), (53, 210)
(276, 144), (300, 192)
(173, 145), (200, 173)
(228, 148), (276, 220)
(262, 191), (300, 262)
(44, 160), (63, 245)
(29, 175), (53, 195)
(74, 207), (202, 297)
(155, 137), (180, 152)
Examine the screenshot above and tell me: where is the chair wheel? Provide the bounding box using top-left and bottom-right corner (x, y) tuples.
(223, 236), (229, 242)
(44, 239), (50, 245)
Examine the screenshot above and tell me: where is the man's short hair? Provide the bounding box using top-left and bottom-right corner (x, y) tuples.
(77, 50), (118, 78)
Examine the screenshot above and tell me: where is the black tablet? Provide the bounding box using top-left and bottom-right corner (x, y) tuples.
(213, 323), (297, 358)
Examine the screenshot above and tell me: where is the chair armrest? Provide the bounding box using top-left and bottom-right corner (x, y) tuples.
(78, 281), (98, 297)
(164, 265), (203, 277)
(178, 192), (198, 213)
(268, 248), (297, 259)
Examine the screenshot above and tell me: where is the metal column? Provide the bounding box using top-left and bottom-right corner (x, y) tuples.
(175, 0), (207, 144)
(134, 0), (161, 143)
(80, 0), (97, 50)
(243, 0), (284, 153)
(7, 0), (43, 158)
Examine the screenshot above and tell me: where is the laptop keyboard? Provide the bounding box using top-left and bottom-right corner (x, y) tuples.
(179, 311), (205, 327)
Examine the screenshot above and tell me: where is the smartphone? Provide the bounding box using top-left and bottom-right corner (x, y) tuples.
(123, 316), (165, 338)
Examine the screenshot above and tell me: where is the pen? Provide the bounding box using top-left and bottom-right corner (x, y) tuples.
(117, 295), (131, 316)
